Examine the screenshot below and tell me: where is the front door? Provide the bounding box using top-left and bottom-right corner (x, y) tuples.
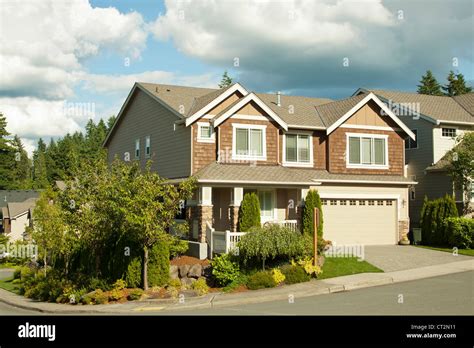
(258, 190), (274, 223)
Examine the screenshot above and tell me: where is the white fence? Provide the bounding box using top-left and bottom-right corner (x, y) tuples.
(264, 219), (299, 232)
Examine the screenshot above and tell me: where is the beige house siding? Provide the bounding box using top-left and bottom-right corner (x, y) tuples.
(106, 89), (191, 178)
(345, 100), (398, 128)
(192, 122), (216, 174)
(9, 213), (29, 242)
(433, 125), (473, 163)
(207, 91), (243, 115)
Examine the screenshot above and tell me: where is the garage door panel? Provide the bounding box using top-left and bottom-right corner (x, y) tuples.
(323, 199), (397, 245)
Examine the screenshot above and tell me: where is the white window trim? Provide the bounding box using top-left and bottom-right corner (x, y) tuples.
(405, 129), (418, 150)
(232, 123), (267, 161)
(134, 138), (140, 159)
(345, 132), (389, 170)
(197, 122), (215, 143)
(282, 131), (314, 167)
(145, 135), (151, 158)
(441, 127), (457, 138)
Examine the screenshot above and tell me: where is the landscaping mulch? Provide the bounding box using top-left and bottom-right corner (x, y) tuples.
(170, 255), (210, 266)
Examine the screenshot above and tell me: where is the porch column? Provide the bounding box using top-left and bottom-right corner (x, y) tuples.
(197, 186), (213, 243)
(229, 187), (243, 232)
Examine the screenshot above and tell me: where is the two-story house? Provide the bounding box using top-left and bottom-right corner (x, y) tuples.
(104, 83), (416, 248)
(355, 89), (474, 227)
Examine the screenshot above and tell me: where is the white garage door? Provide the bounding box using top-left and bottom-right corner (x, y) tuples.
(322, 199), (397, 245)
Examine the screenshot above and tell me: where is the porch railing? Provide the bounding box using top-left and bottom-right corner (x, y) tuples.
(264, 219), (299, 232)
(210, 228), (246, 256)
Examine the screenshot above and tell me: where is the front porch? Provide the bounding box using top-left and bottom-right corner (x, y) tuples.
(186, 186), (310, 247)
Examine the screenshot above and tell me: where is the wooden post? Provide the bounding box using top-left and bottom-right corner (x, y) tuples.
(313, 207), (319, 266)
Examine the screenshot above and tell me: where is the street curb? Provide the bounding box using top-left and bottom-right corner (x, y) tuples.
(0, 259), (472, 313)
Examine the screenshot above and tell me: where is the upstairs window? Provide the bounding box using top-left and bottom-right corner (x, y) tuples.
(405, 129), (418, 149)
(347, 133), (388, 169)
(232, 124), (266, 160)
(284, 133), (312, 166)
(145, 136), (151, 157)
(135, 139), (140, 159)
(442, 128), (456, 138)
(197, 122), (215, 142)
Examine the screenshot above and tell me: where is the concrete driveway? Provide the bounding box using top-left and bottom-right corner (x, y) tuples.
(363, 245), (472, 272)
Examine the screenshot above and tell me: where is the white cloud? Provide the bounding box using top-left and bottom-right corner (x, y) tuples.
(0, 0), (148, 99)
(150, 0), (473, 94)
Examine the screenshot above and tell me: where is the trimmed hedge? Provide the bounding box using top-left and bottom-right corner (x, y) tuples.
(246, 270), (277, 290)
(280, 264), (311, 284)
(420, 195), (458, 245)
(238, 192), (261, 232)
(445, 217), (474, 249)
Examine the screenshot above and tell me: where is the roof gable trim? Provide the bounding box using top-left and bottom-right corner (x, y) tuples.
(326, 93), (416, 140)
(185, 83), (249, 126)
(212, 93), (288, 131)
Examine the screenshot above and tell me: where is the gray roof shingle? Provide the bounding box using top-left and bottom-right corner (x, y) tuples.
(194, 162), (414, 185)
(0, 190), (40, 209)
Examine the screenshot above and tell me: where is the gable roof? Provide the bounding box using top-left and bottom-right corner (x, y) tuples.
(212, 92), (289, 130)
(324, 93), (416, 140)
(453, 93), (474, 116)
(0, 190), (40, 209)
(356, 88), (474, 125)
(6, 198), (38, 219)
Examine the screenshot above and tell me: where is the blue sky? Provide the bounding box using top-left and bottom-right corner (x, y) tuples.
(1, 0), (472, 155)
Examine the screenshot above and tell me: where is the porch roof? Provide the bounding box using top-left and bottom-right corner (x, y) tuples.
(193, 163), (417, 186)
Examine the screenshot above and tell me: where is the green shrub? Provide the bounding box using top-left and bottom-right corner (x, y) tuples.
(191, 278), (209, 296)
(420, 195), (458, 245)
(222, 273), (248, 293)
(238, 225), (306, 269)
(169, 236), (189, 259)
(127, 288), (144, 301)
(91, 289), (108, 304)
(80, 294), (93, 305)
(445, 217), (474, 249)
(125, 258), (142, 288)
(303, 189), (323, 237)
(246, 270), (277, 290)
(238, 192), (261, 232)
(13, 268), (22, 280)
(113, 279), (126, 290)
(280, 264), (311, 284)
(88, 278), (112, 292)
(167, 278), (182, 289)
(109, 288), (125, 301)
(211, 253), (240, 286)
(125, 242), (170, 289)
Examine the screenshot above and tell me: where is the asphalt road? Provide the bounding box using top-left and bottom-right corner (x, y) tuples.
(0, 271), (472, 315)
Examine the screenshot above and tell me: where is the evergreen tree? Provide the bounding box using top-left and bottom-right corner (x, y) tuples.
(10, 135), (32, 189)
(218, 71), (233, 89)
(238, 193), (261, 232)
(417, 70), (443, 95)
(0, 112), (15, 189)
(302, 189), (323, 238)
(106, 115), (116, 132)
(32, 138), (49, 189)
(443, 71), (473, 96)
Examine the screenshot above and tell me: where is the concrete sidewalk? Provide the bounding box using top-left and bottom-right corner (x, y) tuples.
(0, 259), (472, 314)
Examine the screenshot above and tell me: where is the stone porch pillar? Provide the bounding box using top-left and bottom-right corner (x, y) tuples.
(197, 186), (213, 243)
(229, 187), (243, 232)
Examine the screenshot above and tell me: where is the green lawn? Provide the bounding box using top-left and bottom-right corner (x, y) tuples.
(0, 277), (21, 294)
(319, 257), (383, 280)
(414, 245), (474, 257)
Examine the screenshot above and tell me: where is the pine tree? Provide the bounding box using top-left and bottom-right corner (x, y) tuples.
(32, 138), (49, 189)
(443, 71), (473, 96)
(417, 70), (443, 95)
(10, 135), (32, 189)
(218, 71), (233, 89)
(0, 112), (15, 189)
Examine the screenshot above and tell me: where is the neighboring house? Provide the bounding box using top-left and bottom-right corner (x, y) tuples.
(354, 89), (474, 227)
(104, 82), (416, 248)
(0, 190), (40, 235)
(2, 197), (38, 242)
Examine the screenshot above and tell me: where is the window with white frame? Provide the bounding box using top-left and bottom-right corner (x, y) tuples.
(347, 133), (388, 168)
(145, 136), (151, 157)
(135, 139), (140, 159)
(232, 124), (266, 160)
(258, 191), (273, 219)
(284, 133), (312, 166)
(197, 122), (215, 142)
(442, 127), (456, 138)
